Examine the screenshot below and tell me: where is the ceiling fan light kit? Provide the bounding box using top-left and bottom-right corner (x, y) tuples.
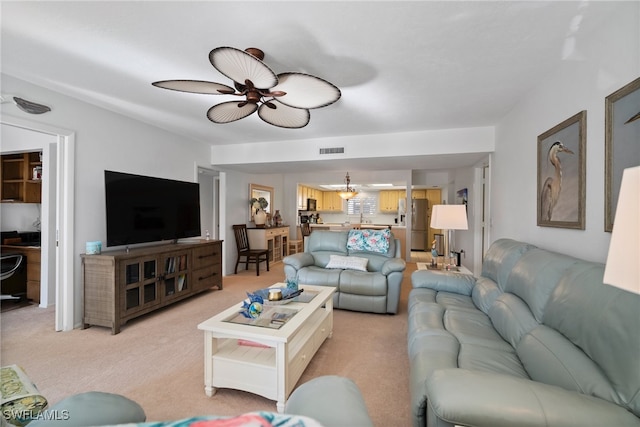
(152, 46), (341, 128)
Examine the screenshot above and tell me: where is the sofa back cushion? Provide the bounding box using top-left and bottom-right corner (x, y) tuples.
(504, 248), (580, 322)
(542, 262), (640, 416)
(481, 239), (536, 290)
(307, 231), (348, 266)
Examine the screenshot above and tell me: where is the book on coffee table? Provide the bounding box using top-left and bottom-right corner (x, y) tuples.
(225, 305), (298, 329)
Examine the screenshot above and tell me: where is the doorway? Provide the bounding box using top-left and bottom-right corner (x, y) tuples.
(1, 117), (75, 331)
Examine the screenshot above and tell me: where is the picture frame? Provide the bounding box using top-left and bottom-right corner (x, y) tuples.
(537, 110), (586, 229)
(249, 183), (273, 221)
(604, 77), (640, 232)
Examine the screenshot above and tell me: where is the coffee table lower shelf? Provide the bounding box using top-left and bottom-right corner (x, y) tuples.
(198, 285), (334, 412)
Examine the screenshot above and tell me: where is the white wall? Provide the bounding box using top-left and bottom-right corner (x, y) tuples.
(1, 74), (213, 326)
(491, 3), (639, 263)
(222, 170), (284, 274)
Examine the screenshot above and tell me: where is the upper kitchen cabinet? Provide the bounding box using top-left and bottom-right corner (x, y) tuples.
(379, 190), (407, 212)
(322, 191), (343, 212)
(411, 189), (427, 199)
(297, 185), (324, 210)
(1, 152), (42, 203)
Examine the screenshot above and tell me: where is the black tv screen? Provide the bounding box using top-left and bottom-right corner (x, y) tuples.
(105, 170), (201, 247)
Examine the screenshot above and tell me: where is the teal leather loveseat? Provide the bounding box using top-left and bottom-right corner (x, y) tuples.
(283, 229), (406, 314)
(408, 238), (640, 427)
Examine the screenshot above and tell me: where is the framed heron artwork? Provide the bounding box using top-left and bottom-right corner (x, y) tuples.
(537, 110), (586, 229)
(605, 77), (640, 232)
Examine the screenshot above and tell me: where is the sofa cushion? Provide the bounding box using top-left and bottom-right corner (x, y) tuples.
(297, 266), (341, 287)
(543, 262), (640, 417)
(426, 369), (640, 427)
(307, 231), (348, 266)
(517, 326), (620, 404)
(347, 228), (390, 254)
(505, 248), (579, 322)
(488, 293), (539, 348)
(411, 270), (476, 295)
(471, 276), (502, 314)
(325, 254), (368, 271)
(339, 270), (387, 295)
(481, 239), (536, 290)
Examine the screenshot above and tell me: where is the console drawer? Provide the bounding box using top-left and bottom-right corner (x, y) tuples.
(193, 242), (222, 270)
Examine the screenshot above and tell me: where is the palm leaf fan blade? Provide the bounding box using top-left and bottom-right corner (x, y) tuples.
(272, 73), (341, 109)
(258, 102), (310, 128)
(207, 101), (258, 124)
(209, 47), (278, 89)
(152, 80), (236, 95)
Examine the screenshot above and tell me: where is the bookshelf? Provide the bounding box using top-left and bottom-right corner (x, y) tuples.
(0, 152), (42, 203)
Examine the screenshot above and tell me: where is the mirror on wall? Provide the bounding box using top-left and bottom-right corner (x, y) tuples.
(249, 183), (273, 220)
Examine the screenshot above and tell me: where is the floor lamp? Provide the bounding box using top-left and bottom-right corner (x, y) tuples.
(603, 166), (639, 295)
(430, 204), (468, 269)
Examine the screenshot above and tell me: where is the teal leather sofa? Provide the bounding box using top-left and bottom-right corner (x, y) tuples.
(408, 238), (640, 427)
(283, 229), (406, 314)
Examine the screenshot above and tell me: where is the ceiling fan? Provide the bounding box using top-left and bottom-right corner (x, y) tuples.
(152, 47), (341, 129)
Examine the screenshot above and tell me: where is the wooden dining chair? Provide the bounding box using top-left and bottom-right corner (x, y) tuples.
(232, 224), (270, 276)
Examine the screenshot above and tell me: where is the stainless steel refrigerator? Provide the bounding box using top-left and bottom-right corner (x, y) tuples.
(411, 199), (429, 251)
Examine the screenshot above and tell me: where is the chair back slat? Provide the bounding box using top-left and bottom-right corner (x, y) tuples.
(232, 224), (251, 252)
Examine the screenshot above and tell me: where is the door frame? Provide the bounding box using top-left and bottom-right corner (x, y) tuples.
(1, 115), (75, 331)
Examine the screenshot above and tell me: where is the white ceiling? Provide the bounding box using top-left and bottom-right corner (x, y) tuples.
(0, 1), (621, 173)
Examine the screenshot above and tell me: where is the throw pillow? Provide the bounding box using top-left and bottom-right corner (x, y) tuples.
(325, 255), (368, 272)
(347, 229), (391, 254)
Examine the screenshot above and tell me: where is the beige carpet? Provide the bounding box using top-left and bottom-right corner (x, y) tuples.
(0, 262), (415, 426)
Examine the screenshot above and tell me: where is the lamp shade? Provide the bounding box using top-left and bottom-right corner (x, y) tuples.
(430, 205), (468, 230)
(603, 166), (640, 294)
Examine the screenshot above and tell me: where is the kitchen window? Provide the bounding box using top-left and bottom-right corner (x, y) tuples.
(347, 196), (377, 215)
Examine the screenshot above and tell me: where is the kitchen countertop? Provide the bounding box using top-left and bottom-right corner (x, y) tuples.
(310, 223), (406, 229)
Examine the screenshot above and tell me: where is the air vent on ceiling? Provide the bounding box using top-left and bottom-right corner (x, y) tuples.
(319, 147), (345, 155)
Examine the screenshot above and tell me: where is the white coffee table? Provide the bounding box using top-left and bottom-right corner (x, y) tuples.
(197, 284), (335, 412)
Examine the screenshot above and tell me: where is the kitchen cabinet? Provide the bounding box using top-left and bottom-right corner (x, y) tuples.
(1, 152), (42, 203)
(411, 189), (427, 199)
(298, 185), (324, 210)
(379, 190), (407, 212)
(321, 191), (344, 212)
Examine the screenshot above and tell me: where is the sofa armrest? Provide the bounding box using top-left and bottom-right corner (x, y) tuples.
(427, 369), (640, 427)
(285, 376), (374, 427)
(381, 258), (406, 275)
(411, 270), (476, 296)
(283, 253), (315, 270)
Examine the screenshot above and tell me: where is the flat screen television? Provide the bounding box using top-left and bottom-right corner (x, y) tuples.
(104, 170), (201, 247)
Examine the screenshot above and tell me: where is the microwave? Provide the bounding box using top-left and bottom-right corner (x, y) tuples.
(307, 198), (317, 211)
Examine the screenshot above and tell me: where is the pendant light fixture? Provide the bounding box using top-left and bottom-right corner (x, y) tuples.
(337, 172), (358, 200)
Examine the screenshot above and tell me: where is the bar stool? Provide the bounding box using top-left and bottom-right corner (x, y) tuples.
(288, 239), (304, 254)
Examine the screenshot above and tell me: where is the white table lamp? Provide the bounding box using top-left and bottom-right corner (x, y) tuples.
(431, 204), (468, 267)
(603, 166), (640, 294)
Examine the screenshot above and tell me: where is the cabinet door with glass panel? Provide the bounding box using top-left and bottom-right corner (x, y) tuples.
(121, 255), (160, 316)
(160, 250), (190, 302)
